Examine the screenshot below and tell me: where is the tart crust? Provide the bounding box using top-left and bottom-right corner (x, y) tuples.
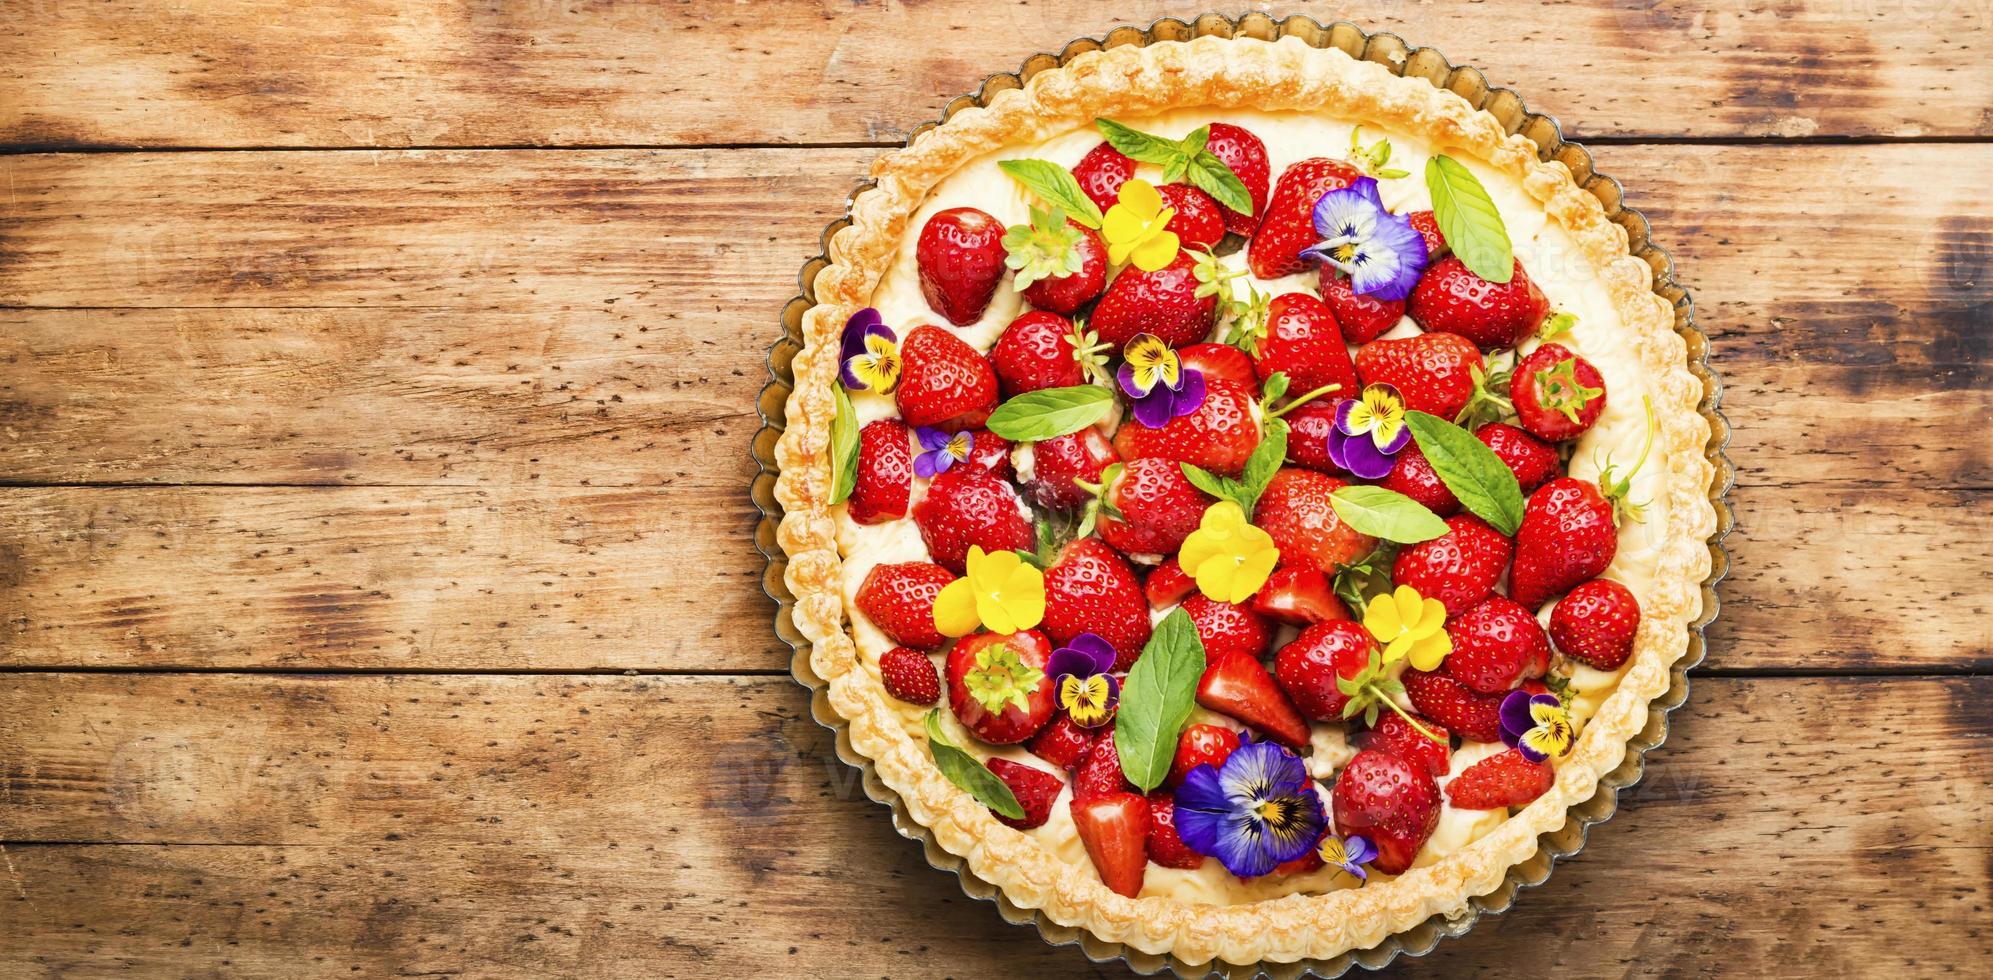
(774, 35), (1717, 966)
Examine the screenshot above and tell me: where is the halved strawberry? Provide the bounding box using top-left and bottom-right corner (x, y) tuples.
(1391, 514), (1512, 618)
(1317, 268), (1405, 345)
(1355, 713), (1453, 779)
(1097, 457), (1214, 559)
(1028, 714), (1094, 772)
(896, 325), (999, 431)
(1511, 342), (1607, 442)
(1017, 426), (1117, 510)
(916, 207), (1008, 326)
(1091, 250), (1217, 349)
(1146, 791), (1207, 869)
(854, 562), (955, 650)
(877, 645), (941, 706)
(1253, 468), (1378, 574)
(1073, 142), (1136, 214)
(912, 466), (1034, 574)
(1273, 619), (1375, 721)
(1071, 792), (1150, 897)
(1156, 183), (1225, 252)
(1401, 667), (1504, 743)
(1206, 122), (1271, 235)
(1043, 537), (1153, 671)
(1111, 377), (1261, 478)
(1445, 748), (1555, 809)
(1251, 565), (1350, 626)
(1247, 157), (1362, 280)
(946, 630), (1055, 745)
(1408, 256), (1549, 351)
(1332, 749), (1440, 875)
(1475, 422), (1559, 492)
(1182, 594), (1273, 662)
(986, 758), (1064, 830)
(1549, 578), (1642, 670)
(1250, 292), (1358, 401)
(848, 419), (914, 525)
(1196, 651), (1310, 747)
(1169, 723), (1241, 786)
(1444, 596), (1551, 695)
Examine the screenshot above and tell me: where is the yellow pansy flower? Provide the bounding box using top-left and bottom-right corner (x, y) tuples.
(1362, 585), (1452, 671)
(1101, 179), (1181, 272)
(1177, 501), (1280, 604)
(933, 546), (1046, 637)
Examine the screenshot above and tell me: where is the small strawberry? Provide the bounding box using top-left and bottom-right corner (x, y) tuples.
(1110, 377), (1261, 478)
(1251, 565), (1351, 626)
(912, 466), (1034, 574)
(1317, 269), (1405, 345)
(1379, 440), (1461, 517)
(1511, 477), (1621, 610)
(1511, 343), (1607, 442)
(1071, 792), (1150, 897)
(1073, 728), (1134, 800)
(1182, 594), (1273, 662)
(1096, 457), (1213, 559)
(916, 207), (1008, 326)
(1169, 723), (1241, 786)
(1406, 210), (1446, 258)
(1205, 122), (1271, 235)
(1353, 331), (1492, 421)
(991, 310), (1107, 397)
(1391, 514), (1513, 618)
(848, 419), (913, 525)
(1247, 157), (1362, 280)
(1043, 537), (1154, 671)
(878, 645), (941, 706)
(1028, 714), (1095, 772)
(1549, 578), (1642, 670)
(1408, 256), (1550, 350)
(946, 630), (1056, 745)
(1146, 790), (1207, 869)
(1444, 596), (1551, 695)
(854, 562), (955, 650)
(1018, 426), (1117, 509)
(1073, 142), (1136, 214)
(895, 325), (999, 431)
(985, 758), (1064, 830)
(1253, 468), (1378, 574)
(1091, 249), (1218, 349)
(1007, 214), (1109, 315)
(1273, 619), (1376, 721)
(1475, 423), (1559, 491)
(1280, 401), (1341, 472)
(1178, 342), (1258, 389)
(966, 429), (1012, 479)
(1445, 748), (1555, 809)
(1143, 556), (1198, 610)
(1401, 667), (1505, 743)
(1156, 183), (1226, 252)
(1355, 713), (1452, 779)
(1332, 749), (1441, 875)
(1196, 650), (1311, 747)
(1249, 292), (1359, 401)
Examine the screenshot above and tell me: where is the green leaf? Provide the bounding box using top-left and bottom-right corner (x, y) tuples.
(1259, 371), (1291, 408)
(1402, 411), (1526, 535)
(1184, 151), (1255, 215)
(1178, 462), (1241, 505)
(829, 388), (860, 505)
(998, 159), (1104, 230)
(1114, 608), (1207, 792)
(984, 385), (1114, 441)
(1239, 422), (1287, 509)
(1425, 155), (1513, 284)
(924, 709), (1025, 819)
(1095, 118), (1184, 166)
(1328, 485), (1450, 544)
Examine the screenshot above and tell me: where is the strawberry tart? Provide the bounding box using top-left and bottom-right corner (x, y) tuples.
(772, 33), (1718, 968)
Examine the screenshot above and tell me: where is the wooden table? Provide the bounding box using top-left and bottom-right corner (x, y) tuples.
(2, 3), (1987, 976)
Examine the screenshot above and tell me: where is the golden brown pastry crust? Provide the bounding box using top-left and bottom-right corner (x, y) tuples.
(774, 35), (1717, 967)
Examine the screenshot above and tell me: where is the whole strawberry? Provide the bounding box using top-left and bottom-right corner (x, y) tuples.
(1511, 343), (1607, 442)
(877, 645), (941, 705)
(1042, 538), (1154, 671)
(1206, 122), (1271, 235)
(916, 207), (1008, 326)
(1273, 619), (1376, 721)
(854, 562), (955, 650)
(1510, 477), (1619, 610)
(1408, 256), (1549, 350)
(896, 325), (999, 431)
(1143, 556), (1197, 610)
(1354, 331), (1488, 420)
(1445, 747), (1554, 809)
(1476, 422), (1559, 491)
(1406, 210), (1446, 257)
(1401, 667), (1505, 742)
(1379, 440), (1461, 517)
(946, 630), (1055, 745)
(1250, 292), (1359, 400)
(965, 428), (1013, 479)
(1248, 157), (1362, 279)
(1073, 728), (1134, 800)
(1156, 183), (1225, 252)
(1072, 142), (1136, 214)
(991, 310), (1091, 396)
(1018, 426), (1117, 509)
(1097, 457), (1213, 559)
(1255, 468), (1379, 574)
(1146, 790), (1207, 869)
(1111, 377), (1261, 478)
(1332, 749), (1441, 875)
(985, 758), (1064, 829)
(1281, 401), (1341, 472)
(1391, 514), (1513, 618)
(1017, 221), (1109, 315)
(1028, 714), (1094, 772)
(848, 419), (913, 525)
(912, 466), (1033, 574)
(1182, 594), (1273, 662)
(1549, 578), (1642, 670)
(1091, 249), (1217, 349)
(1444, 596), (1551, 695)
(1317, 269), (1405, 345)
(1355, 713), (1452, 779)
(1169, 723), (1241, 786)
(1178, 342), (1258, 389)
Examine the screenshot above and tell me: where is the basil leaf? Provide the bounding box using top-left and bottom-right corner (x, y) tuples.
(1328, 485), (1449, 544)
(1114, 608), (1207, 792)
(924, 708), (1025, 819)
(829, 387), (860, 505)
(1402, 411), (1525, 535)
(1095, 118), (1183, 166)
(998, 159), (1104, 230)
(1425, 155), (1513, 284)
(1184, 151), (1254, 215)
(984, 385), (1113, 441)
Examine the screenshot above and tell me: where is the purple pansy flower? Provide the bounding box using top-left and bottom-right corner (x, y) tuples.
(1116, 333), (1207, 429)
(1048, 632), (1120, 727)
(839, 307), (901, 393)
(1174, 736), (1327, 878)
(1326, 383), (1413, 479)
(1500, 690), (1575, 763)
(913, 426), (973, 479)
(1319, 833), (1378, 881)
(1298, 177), (1429, 301)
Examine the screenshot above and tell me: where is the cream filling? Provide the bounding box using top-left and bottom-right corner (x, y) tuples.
(835, 108), (1675, 904)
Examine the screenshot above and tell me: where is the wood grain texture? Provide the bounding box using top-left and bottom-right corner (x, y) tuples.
(1, 674), (1986, 977)
(2, 0), (1987, 148)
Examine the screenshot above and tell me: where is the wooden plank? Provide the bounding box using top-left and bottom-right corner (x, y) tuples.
(1, 1), (1985, 147)
(0, 674), (1986, 977)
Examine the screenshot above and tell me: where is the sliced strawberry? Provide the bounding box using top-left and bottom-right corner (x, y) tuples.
(1401, 667), (1505, 743)
(1146, 791), (1207, 869)
(1445, 596), (1551, 695)
(1156, 183), (1225, 252)
(1027, 714), (1094, 772)
(945, 631), (1056, 745)
(1182, 594), (1272, 662)
(854, 562), (955, 650)
(1018, 426), (1117, 510)
(1111, 377), (1261, 478)
(896, 325), (998, 431)
(1408, 256), (1549, 351)
(912, 466), (1033, 574)
(1143, 556), (1198, 611)
(1073, 730), (1134, 801)
(1251, 565), (1351, 626)
(1273, 619), (1375, 721)
(1071, 792), (1150, 897)
(848, 419), (914, 525)
(1073, 142), (1136, 214)
(1043, 538), (1153, 671)
(1317, 268), (1405, 345)
(1168, 723), (1241, 786)
(1475, 422), (1559, 492)
(916, 207), (1008, 326)
(1248, 157), (1362, 280)
(1354, 331), (1487, 421)
(1196, 651), (1310, 747)
(1091, 250), (1218, 349)
(1391, 514), (1513, 618)
(1178, 342), (1258, 389)
(1331, 749), (1440, 875)
(1445, 748), (1555, 809)
(1205, 122), (1271, 235)
(1511, 342), (1607, 442)
(1549, 578), (1642, 670)
(986, 758), (1064, 830)
(1253, 468), (1377, 574)
(1097, 456), (1213, 559)
(877, 645), (941, 706)
(1250, 292), (1358, 401)
(1355, 713), (1453, 779)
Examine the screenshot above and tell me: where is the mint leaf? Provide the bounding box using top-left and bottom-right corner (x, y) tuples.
(1178, 462), (1243, 507)
(924, 709), (1024, 819)
(1095, 118), (1184, 166)
(984, 385), (1113, 441)
(1114, 608), (1207, 792)
(829, 387), (860, 505)
(1240, 421), (1288, 509)
(1184, 151), (1254, 215)
(1402, 411), (1525, 535)
(998, 159), (1104, 230)
(1328, 485), (1449, 544)
(1426, 155), (1513, 284)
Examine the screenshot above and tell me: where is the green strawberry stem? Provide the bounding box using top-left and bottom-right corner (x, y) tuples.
(1365, 683), (1444, 742)
(1453, 362), (1513, 429)
(1602, 396), (1658, 524)
(1266, 383), (1343, 419)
